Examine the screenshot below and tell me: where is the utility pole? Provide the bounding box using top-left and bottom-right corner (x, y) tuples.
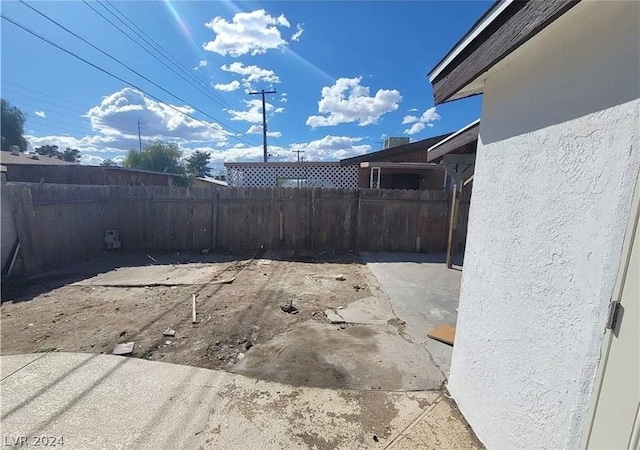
(249, 89), (277, 162)
(292, 149), (305, 162)
(137, 118), (142, 153)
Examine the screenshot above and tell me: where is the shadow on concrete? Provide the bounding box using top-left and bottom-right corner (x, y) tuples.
(361, 252), (464, 267)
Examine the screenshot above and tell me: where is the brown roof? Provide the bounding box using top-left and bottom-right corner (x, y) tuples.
(339, 133), (451, 165)
(428, 0), (579, 104)
(0, 152), (76, 166)
(426, 119), (480, 162)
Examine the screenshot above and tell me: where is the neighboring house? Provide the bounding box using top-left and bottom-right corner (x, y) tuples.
(224, 134), (467, 191)
(423, 120), (479, 267)
(341, 133), (451, 189)
(0, 151), (76, 167)
(1, 152), (178, 186)
(428, 1), (639, 450)
(426, 119), (479, 190)
(224, 162), (359, 189)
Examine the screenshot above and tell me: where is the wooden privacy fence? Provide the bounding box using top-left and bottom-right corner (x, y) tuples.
(6, 184), (471, 274)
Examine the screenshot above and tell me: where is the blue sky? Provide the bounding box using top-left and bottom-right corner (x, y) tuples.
(1, 0), (489, 171)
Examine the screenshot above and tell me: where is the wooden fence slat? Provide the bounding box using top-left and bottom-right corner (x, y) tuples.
(7, 185), (470, 273)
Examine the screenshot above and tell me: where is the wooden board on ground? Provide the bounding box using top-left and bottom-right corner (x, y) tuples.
(427, 325), (456, 346)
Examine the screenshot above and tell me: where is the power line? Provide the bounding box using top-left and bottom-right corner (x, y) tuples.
(92, 0), (260, 126)
(81, 0), (206, 94)
(17, 1), (258, 145)
(83, 0), (252, 120)
(3, 80), (95, 110)
(2, 97), (99, 130)
(24, 117), (95, 134)
(1, 13), (259, 148)
(2, 86), (136, 128)
(25, 122), (95, 136)
(101, 1), (210, 93)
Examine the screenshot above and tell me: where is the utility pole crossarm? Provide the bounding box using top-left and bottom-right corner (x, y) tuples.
(249, 89), (277, 163)
(292, 149), (305, 163)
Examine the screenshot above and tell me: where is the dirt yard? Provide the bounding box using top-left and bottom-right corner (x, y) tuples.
(0, 250), (373, 372)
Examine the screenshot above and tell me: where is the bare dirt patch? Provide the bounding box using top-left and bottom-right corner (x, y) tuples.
(0, 251), (372, 373)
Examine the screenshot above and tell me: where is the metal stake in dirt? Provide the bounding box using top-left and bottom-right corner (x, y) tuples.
(192, 293), (197, 323)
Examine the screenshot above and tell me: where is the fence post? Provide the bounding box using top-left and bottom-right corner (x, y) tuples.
(212, 189), (219, 249)
(309, 188), (315, 251)
(353, 189), (360, 251)
(8, 185), (36, 273)
(446, 186), (459, 268)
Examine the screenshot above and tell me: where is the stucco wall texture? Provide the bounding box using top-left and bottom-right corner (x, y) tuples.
(448, 2), (640, 450)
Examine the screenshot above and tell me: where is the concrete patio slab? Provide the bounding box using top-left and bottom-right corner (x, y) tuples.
(324, 309), (345, 324)
(71, 264), (224, 287)
(361, 252), (461, 376)
(335, 295), (396, 325)
(27, 251), (238, 280)
(0, 352), (480, 450)
(388, 397), (482, 449)
(0, 353), (45, 381)
(234, 320), (445, 391)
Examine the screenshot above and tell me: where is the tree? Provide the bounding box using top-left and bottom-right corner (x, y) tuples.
(123, 140), (191, 186)
(100, 159), (117, 167)
(1, 99), (27, 152)
(62, 148), (80, 162)
(34, 145), (80, 162)
(35, 144), (60, 158)
(213, 169), (227, 181)
(186, 150), (211, 178)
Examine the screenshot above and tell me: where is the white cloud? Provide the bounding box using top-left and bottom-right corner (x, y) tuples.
(26, 133), (137, 154)
(220, 62), (280, 87)
(246, 124), (281, 137)
(401, 115), (418, 125)
(24, 87), (233, 158)
(199, 134), (370, 165)
(80, 154), (105, 165)
(203, 9), (290, 57)
(306, 77), (401, 128)
(408, 108), (418, 112)
(288, 135), (371, 161)
(227, 98), (284, 124)
(420, 107), (440, 123)
(291, 24), (304, 42)
(194, 60), (208, 70)
(280, 93), (288, 103)
(87, 87), (228, 143)
(402, 106), (441, 135)
(213, 80), (241, 92)
(35, 110), (46, 118)
(404, 123), (425, 135)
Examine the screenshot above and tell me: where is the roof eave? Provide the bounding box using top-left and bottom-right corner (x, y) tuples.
(428, 0), (581, 105)
(428, 0), (512, 82)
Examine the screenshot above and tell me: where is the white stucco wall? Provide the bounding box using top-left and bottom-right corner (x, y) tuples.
(448, 2), (640, 449)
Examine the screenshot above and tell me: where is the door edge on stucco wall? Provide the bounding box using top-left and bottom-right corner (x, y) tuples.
(580, 172), (640, 449)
